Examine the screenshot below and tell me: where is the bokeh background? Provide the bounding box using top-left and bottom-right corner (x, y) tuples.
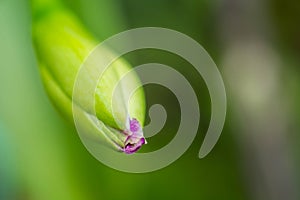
(0, 0), (299, 199)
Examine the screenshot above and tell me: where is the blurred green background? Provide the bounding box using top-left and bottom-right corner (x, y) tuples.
(0, 0), (299, 200)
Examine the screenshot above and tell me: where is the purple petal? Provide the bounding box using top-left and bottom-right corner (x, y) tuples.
(124, 138), (146, 154)
(130, 118), (141, 133)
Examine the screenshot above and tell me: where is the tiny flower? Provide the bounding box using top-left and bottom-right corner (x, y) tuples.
(123, 118), (147, 154)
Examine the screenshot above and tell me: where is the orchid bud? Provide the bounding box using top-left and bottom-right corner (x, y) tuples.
(31, 0), (146, 153)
